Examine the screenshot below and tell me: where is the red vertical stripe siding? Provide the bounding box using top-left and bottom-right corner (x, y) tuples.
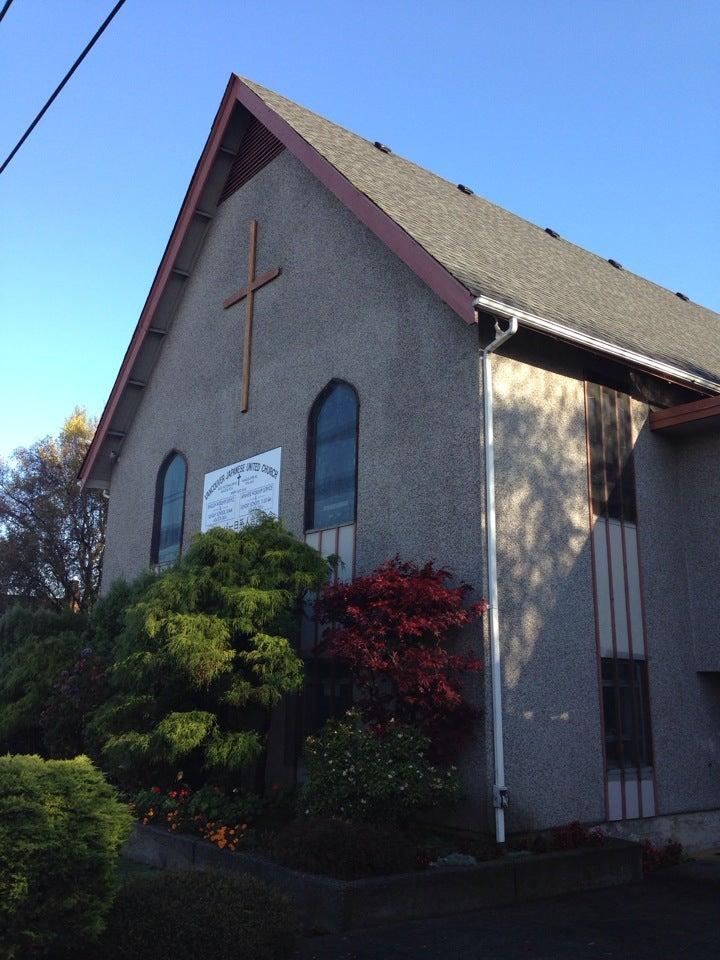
(599, 391), (627, 820)
(586, 384), (659, 822)
(615, 391), (640, 817)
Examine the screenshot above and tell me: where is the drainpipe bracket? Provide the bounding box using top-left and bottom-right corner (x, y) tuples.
(493, 785), (509, 810)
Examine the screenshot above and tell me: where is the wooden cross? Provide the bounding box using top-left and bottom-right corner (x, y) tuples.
(223, 219), (281, 412)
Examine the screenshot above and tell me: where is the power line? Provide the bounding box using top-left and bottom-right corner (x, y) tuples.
(0, 0), (128, 176)
(0, 0), (16, 25)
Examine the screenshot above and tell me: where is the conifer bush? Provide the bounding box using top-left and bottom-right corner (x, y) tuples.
(90, 520), (330, 790)
(0, 754), (133, 958)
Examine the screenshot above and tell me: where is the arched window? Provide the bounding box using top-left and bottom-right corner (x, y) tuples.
(151, 452), (187, 567)
(305, 381), (359, 531)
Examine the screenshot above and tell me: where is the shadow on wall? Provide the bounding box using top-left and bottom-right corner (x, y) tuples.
(491, 357), (604, 832)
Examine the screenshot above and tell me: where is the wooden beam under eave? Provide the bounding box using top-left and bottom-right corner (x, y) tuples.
(650, 394), (720, 434)
(127, 378), (146, 389)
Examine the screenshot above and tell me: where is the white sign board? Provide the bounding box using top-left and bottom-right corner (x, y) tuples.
(201, 447), (281, 533)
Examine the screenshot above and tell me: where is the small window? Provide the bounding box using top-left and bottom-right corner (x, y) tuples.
(151, 452), (187, 567)
(306, 381), (358, 531)
(601, 657), (653, 771)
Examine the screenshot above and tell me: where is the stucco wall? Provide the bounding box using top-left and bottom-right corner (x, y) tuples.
(492, 356), (605, 831)
(676, 430), (720, 673)
(101, 148), (489, 824)
(632, 411), (720, 817)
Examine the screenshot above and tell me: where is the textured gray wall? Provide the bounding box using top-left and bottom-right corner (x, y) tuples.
(102, 149), (489, 825)
(492, 356), (605, 831)
(633, 414), (720, 816)
(677, 431), (720, 673)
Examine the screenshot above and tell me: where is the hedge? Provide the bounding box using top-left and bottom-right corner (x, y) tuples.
(98, 871), (299, 960)
(0, 754), (133, 958)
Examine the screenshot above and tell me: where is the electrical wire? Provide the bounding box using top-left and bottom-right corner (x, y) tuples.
(0, 0), (16, 26)
(0, 0), (128, 176)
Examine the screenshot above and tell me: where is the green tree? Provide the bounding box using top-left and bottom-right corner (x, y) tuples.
(0, 408), (106, 612)
(91, 519), (330, 791)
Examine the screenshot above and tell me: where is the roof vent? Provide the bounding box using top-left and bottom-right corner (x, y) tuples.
(675, 291), (690, 302)
(608, 259), (623, 270)
(457, 184), (474, 195)
(544, 227), (560, 239)
(373, 141), (391, 153)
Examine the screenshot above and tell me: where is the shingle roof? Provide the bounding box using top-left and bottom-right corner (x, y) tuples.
(243, 78), (720, 387)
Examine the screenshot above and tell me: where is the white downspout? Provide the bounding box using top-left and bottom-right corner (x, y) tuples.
(478, 307), (518, 845)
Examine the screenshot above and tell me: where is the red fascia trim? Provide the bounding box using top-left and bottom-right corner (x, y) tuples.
(232, 78), (475, 325)
(80, 74), (476, 487)
(79, 77), (244, 487)
(649, 393), (720, 432)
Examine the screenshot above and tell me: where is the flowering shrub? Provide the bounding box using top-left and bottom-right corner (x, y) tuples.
(266, 818), (419, 879)
(302, 711), (461, 824)
(40, 647), (109, 758)
(641, 837), (683, 871)
(318, 558), (485, 758)
(133, 782), (264, 851)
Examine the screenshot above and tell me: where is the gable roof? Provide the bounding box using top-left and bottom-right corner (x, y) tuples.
(80, 74), (720, 488)
(242, 78), (720, 382)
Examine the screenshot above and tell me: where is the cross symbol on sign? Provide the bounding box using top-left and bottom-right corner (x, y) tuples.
(223, 219), (281, 413)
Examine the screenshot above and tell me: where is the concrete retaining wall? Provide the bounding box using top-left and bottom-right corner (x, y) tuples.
(600, 807), (720, 852)
(124, 824), (643, 932)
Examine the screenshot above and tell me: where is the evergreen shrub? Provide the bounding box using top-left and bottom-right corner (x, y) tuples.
(99, 871), (298, 960)
(0, 606), (85, 753)
(0, 754), (133, 958)
(90, 520), (330, 790)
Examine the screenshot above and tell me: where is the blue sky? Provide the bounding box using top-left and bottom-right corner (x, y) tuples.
(1, 0), (718, 458)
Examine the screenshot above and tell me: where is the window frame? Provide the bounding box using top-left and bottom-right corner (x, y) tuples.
(150, 450), (188, 567)
(304, 379), (360, 533)
(585, 378), (658, 819)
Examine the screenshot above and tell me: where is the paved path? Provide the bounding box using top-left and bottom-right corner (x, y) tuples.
(294, 871), (720, 960)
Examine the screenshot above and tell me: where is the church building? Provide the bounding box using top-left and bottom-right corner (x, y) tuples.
(79, 75), (720, 845)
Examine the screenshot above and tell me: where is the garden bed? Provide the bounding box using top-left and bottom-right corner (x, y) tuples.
(124, 824), (643, 933)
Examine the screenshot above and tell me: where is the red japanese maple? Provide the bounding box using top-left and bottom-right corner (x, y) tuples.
(317, 558), (486, 759)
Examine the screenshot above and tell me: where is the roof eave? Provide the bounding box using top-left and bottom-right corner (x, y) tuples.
(79, 75), (247, 489)
(473, 293), (720, 396)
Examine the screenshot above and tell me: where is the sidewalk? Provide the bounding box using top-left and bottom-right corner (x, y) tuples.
(294, 871), (720, 960)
